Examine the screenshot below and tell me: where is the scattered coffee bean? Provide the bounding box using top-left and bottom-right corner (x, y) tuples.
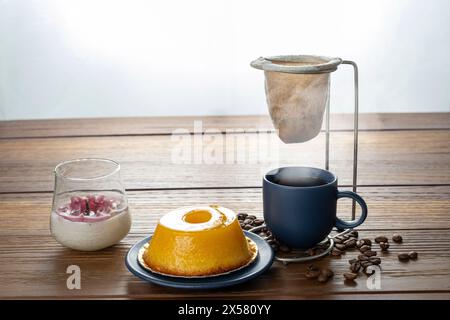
(349, 262), (361, 273)
(379, 242), (390, 251)
(308, 264), (319, 271)
(335, 243), (347, 251)
(408, 251), (418, 260)
(343, 272), (358, 281)
(375, 236), (388, 243)
(344, 238), (357, 248)
(364, 250), (377, 257)
(358, 254), (370, 261)
(369, 257), (381, 265)
(237, 213), (247, 220)
(317, 273), (329, 283)
(360, 261), (372, 268)
(279, 244), (291, 253)
(398, 253), (410, 262)
(247, 215), (257, 220)
(243, 224), (252, 230)
(359, 245), (371, 253)
(348, 258), (357, 264)
(331, 248), (343, 256)
(349, 230), (359, 238)
(243, 219), (253, 225)
(357, 239), (372, 248)
(392, 234), (403, 243)
(305, 269), (321, 279)
(254, 219), (264, 226)
(322, 268), (334, 278)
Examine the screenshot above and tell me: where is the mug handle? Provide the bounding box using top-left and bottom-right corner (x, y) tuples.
(335, 191), (368, 229)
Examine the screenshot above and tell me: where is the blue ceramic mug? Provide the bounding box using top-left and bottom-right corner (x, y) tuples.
(263, 167), (368, 249)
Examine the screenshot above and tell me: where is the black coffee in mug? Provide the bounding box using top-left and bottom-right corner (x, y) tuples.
(263, 166), (368, 249)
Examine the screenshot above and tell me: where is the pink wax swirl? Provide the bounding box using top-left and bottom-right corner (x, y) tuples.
(56, 195), (120, 222)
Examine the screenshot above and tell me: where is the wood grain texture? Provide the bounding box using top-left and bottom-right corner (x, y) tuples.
(1, 186), (449, 235)
(0, 130), (449, 193)
(1, 230), (449, 299)
(1, 113), (449, 139)
(0, 113), (449, 300)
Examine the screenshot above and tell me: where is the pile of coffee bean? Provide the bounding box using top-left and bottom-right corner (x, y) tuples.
(237, 213), (281, 252)
(238, 213), (420, 283)
(305, 264), (334, 283)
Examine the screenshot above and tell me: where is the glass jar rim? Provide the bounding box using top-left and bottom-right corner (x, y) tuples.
(54, 158), (121, 181)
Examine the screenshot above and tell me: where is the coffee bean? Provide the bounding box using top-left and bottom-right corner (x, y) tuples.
(243, 219), (253, 225)
(344, 238), (357, 248)
(359, 245), (371, 253)
(360, 261), (372, 268)
(343, 272), (358, 281)
(356, 240), (365, 248)
(398, 253), (410, 262)
(392, 234), (403, 243)
(348, 258), (358, 264)
(306, 248), (316, 256)
(305, 269), (320, 279)
(357, 239), (372, 248)
(364, 250), (377, 257)
(369, 257), (381, 265)
(247, 215), (257, 220)
(237, 213), (247, 220)
(279, 244), (291, 253)
(266, 239), (274, 245)
(379, 242), (390, 251)
(243, 224), (252, 230)
(334, 238), (343, 244)
(321, 268), (334, 278)
(331, 248), (343, 256)
(254, 219), (264, 226)
(308, 264), (319, 271)
(408, 251), (418, 260)
(358, 254), (370, 261)
(375, 236), (388, 243)
(335, 243), (347, 251)
(349, 262), (361, 273)
(317, 273), (329, 283)
(335, 236), (345, 242)
(342, 234), (351, 240)
(349, 230), (359, 238)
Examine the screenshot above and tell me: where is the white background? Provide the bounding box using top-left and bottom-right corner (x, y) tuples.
(0, 0), (449, 120)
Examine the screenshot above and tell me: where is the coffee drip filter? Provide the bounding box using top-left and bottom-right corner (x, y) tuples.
(251, 55), (342, 143)
(251, 54), (360, 262)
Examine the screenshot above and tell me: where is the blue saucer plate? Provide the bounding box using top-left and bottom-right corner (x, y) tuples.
(125, 231), (274, 289)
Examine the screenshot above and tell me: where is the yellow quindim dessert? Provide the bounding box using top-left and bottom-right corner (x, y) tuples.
(142, 205), (256, 277)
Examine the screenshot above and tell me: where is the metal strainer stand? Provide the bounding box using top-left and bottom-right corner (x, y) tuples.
(251, 55), (360, 263)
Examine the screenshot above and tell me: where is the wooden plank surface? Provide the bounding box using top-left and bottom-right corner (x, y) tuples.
(1, 229), (449, 299)
(0, 130), (449, 193)
(0, 113), (449, 300)
(1, 186), (449, 236)
(1, 113), (449, 139)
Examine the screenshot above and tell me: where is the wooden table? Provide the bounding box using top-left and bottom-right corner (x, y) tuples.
(1, 113), (449, 299)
